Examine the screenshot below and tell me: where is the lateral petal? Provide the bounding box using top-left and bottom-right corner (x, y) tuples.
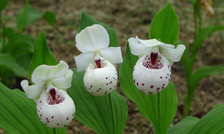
(51, 69), (73, 90)
(21, 80), (44, 99)
(161, 44), (186, 62)
(99, 47), (123, 64)
(74, 52), (95, 72)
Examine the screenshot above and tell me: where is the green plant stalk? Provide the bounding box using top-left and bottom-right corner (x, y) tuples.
(0, 11), (6, 52)
(53, 128), (56, 134)
(156, 92), (161, 134)
(183, 4), (202, 117)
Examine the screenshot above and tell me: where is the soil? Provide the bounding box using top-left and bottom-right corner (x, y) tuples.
(1, 0), (224, 134)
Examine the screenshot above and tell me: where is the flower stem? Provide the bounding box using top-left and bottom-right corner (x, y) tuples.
(53, 128), (57, 134)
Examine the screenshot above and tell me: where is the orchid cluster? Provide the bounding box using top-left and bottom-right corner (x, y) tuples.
(74, 24), (123, 96)
(21, 61), (75, 128)
(20, 24), (185, 129)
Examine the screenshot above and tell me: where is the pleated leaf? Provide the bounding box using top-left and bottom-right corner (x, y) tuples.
(0, 53), (27, 76)
(189, 65), (224, 89)
(67, 68), (127, 134)
(168, 116), (199, 134)
(188, 104), (224, 134)
(29, 32), (57, 79)
(0, 82), (67, 134)
(169, 104), (224, 134)
(149, 3), (179, 45)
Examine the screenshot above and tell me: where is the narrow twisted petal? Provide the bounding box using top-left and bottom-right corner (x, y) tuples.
(51, 69), (73, 90)
(74, 52), (95, 72)
(21, 80), (44, 99)
(84, 59), (118, 96)
(99, 47), (123, 64)
(36, 89), (75, 128)
(31, 61), (68, 84)
(133, 54), (171, 95)
(75, 24), (109, 53)
(160, 44), (186, 63)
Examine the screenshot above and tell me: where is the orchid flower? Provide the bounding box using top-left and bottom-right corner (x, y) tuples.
(20, 61), (75, 128)
(128, 36), (185, 95)
(74, 24), (122, 96)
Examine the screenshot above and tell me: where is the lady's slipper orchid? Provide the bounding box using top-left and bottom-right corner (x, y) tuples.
(20, 61), (75, 128)
(74, 24), (122, 96)
(128, 36), (185, 95)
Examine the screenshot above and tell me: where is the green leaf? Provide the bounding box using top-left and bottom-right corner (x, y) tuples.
(0, 0), (10, 11)
(0, 82), (67, 134)
(189, 0), (201, 7)
(18, 34), (36, 50)
(77, 11), (118, 47)
(0, 53), (27, 76)
(190, 65), (224, 89)
(42, 11), (57, 26)
(67, 68), (127, 134)
(149, 3), (179, 44)
(15, 53), (33, 70)
(3, 40), (33, 57)
(120, 44), (177, 134)
(168, 116), (199, 134)
(16, 4), (42, 33)
(29, 32), (57, 79)
(192, 25), (224, 58)
(188, 104), (224, 134)
(4, 27), (18, 41)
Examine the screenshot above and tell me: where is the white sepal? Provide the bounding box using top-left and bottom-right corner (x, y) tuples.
(36, 88), (75, 128)
(133, 54), (171, 95)
(75, 24), (109, 53)
(83, 59), (118, 96)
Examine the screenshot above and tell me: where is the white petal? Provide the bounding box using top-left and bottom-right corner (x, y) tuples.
(36, 88), (75, 128)
(84, 59), (117, 96)
(160, 44), (186, 63)
(21, 80), (44, 99)
(31, 61), (69, 84)
(74, 52), (95, 72)
(75, 24), (109, 53)
(99, 47), (123, 64)
(133, 54), (171, 95)
(51, 69), (73, 90)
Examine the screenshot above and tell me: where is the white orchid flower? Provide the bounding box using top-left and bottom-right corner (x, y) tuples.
(20, 61), (75, 128)
(128, 36), (185, 95)
(74, 24), (122, 96)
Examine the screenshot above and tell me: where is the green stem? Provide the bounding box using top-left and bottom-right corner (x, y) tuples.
(0, 11), (6, 52)
(53, 128), (56, 134)
(154, 92), (161, 134)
